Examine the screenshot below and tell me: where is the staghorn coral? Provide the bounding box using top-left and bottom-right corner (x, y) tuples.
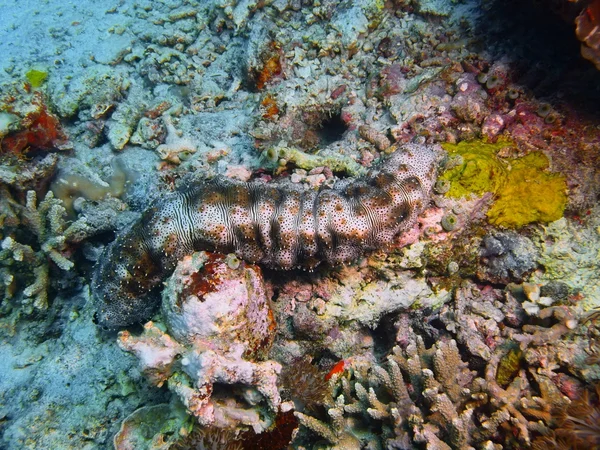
(286, 277), (588, 449)
(436, 280), (596, 445)
(0, 190), (74, 310)
(93, 143), (439, 327)
(293, 291), (586, 449)
(294, 339), (480, 449)
(118, 252), (284, 432)
(0, 187), (124, 311)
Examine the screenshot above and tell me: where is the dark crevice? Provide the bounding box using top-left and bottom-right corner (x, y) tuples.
(317, 111), (348, 146)
(475, 0), (600, 112)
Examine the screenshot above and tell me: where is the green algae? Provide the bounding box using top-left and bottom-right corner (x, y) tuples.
(440, 140), (567, 228)
(25, 68), (48, 87)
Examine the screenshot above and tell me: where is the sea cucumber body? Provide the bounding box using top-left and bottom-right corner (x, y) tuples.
(93, 143), (439, 327)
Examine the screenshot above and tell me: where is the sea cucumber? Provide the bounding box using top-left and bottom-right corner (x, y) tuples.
(92, 143), (439, 327)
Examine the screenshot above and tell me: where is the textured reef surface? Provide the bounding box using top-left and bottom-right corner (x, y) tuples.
(1, 0), (600, 449)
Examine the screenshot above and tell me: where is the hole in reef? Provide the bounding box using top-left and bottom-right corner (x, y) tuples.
(316, 110), (348, 146)
(455, 340), (487, 375)
(372, 312), (400, 358)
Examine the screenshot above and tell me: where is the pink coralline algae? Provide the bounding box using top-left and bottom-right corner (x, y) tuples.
(118, 252), (283, 431)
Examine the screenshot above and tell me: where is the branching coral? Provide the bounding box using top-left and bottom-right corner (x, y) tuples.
(0, 191), (74, 310)
(293, 276), (590, 449)
(0, 188), (118, 312)
(294, 339), (481, 449)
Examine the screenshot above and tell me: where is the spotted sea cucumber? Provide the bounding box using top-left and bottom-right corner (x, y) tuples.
(92, 143), (439, 327)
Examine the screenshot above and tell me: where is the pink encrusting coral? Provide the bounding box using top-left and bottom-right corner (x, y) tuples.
(118, 252), (284, 431)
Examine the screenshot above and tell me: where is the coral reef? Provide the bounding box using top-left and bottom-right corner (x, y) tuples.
(294, 339), (480, 449)
(0, 0), (600, 449)
(0, 182), (129, 314)
(293, 277), (590, 449)
(0, 191), (75, 310)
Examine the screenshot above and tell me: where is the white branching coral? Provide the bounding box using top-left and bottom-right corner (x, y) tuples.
(0, 189), (107, 311)
(294, 339), (480, 450)
(1, 190), (73, 309)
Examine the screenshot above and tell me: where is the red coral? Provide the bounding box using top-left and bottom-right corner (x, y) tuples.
(1, 94), (67, 155)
